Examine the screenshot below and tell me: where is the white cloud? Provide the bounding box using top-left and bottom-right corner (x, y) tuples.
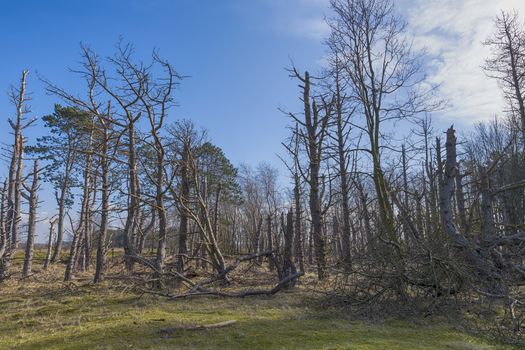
(289, 17), (331, 39)
(259, 0), (331, 39)
(260, 0), (525, 123)
(405, 0), (525, 124)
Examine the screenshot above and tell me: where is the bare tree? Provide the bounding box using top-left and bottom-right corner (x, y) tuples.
(327, 57), (356, 270)
(43, 46), (122, 283)
(327, 0), (440, 293)
(169, 143), (227, 277)
(93, 44), (147, 271)
(43, 217), (57, 270)
(1, 70), (34, 280)
(22, 160), (40, 278)
(484, 10), (525, 146)
(93, 102), (119, 283)
(167, 120), (205, 273)
(137, 53), (180, 287)
(286, 68), (332, 280)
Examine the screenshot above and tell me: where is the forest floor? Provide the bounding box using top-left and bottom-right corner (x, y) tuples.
(0, 252), (519, 350)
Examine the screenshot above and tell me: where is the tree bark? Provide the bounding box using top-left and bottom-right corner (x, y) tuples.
(176, 144), (190, 273)
(267, 214), (274, 272)
(23, 160), (39, 277)
(43, 219), (56, 270)
(94, 122), (110, 284)
(293, 173), (304, 272)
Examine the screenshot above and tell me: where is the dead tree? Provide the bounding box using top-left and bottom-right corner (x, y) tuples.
(135, 53), (181, 287)
(483, 10), (525, 147)
(0, 180), (7, 265)
(94, 104), (115, 284)
(93, 44), (147, 272)
(479, 166), (496, 243)
(22, 160), (40, 278)
(439, 127), (498, 287)
(136, 206), (155, 255)
(266, 214), (274, 272)
(177, 141), (190, 273)
(42, 46), (123, 283)
(286, 69), (331, 280)
(327, 0), (442, 293)
(329, 0), (396, 250)
(171, 150), (227, 277)
(293, 165), (304, 272)
(43, 217), (57, 270)
(1, 70), (33, 280)
(282, 209), (296, 286)
(255, 217), (263, 264)
(455, 162), (469, 234)
(167, 120), (203, 273)
(239, 164), (264, 259)
(284, 123), (305, 272)
(328, 57), (355, 270)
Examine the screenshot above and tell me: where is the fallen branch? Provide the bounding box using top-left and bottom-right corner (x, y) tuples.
(192, 250), (275, 290)
(170, 272), (304, 299)
(219, 250), (274, 279)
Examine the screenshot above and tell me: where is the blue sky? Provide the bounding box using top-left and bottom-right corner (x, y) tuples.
(1, 0), (524, 240)
(2, 0), (523, 173)
(0, 0), (328, 172)
(0, 0), (332, 240)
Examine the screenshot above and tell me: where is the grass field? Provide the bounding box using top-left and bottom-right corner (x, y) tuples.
(0, 255), (519, 350)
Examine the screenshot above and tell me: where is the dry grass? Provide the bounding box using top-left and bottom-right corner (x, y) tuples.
(0, 251), (518, 349)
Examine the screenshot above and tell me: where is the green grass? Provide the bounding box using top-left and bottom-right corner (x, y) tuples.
(0, 272), (517, 350)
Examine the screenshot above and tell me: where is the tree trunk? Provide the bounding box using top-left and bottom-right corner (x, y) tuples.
(2, 71), (28, 280)
(455, 163), (469, 234)
(267, 214), (274, 272)
(176, 145), (190, 273)
(293, 174), (304, 272)
(51, 179), (68, 263)
(440, 127), (496, 285)
(123, 119), (139, 271)
(0, 180), (8, 262)
(282, 209), (296, 287)
(153, 147), (167, 288)
(23, 160), (39, 277)
(304, 72), (327, 280)
(43, 220), (56, 270)
(94, 125), (110, 284)
(65, 146), (93, 281)
(333, 63), (352, 269)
